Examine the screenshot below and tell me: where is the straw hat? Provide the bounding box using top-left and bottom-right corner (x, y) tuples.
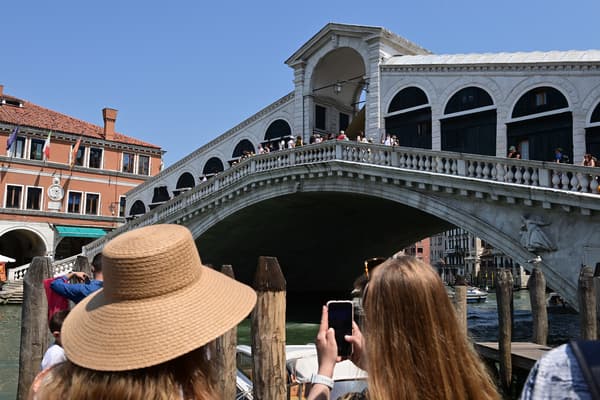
(61, 224), (257, 371)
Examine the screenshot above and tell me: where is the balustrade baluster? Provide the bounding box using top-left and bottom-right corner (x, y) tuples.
(482, 163), (490, 179)
(514, 167), (523, 183)
(551, 171), (561, 188)
(468, 162), (475, 177)
(570, 173), (579, 192)
(523, 169), (531, 185)
(561, 172), (570, 190)
(578, 173), (589, 193)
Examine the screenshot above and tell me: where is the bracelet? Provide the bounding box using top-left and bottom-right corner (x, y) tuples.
(310, 373), (334, 390)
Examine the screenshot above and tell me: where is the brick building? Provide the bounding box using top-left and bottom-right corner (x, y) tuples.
(0, 85), (162, 272)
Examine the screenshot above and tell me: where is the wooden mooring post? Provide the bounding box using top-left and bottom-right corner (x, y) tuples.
(496, 268), (513, 395)
(453, 276), (467, 334)
(17, 256), (52, 400)
(578, 265), (597, 340)
(214, 265), (238, 400)
(251, 256), (287, 400)
(527, 267), (548, 345)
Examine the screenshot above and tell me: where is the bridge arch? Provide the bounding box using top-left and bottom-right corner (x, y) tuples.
(176, 172), (195, 189)
(441, 86), (496, 156)
(232, 139), (256, 160)
(264, 118), (292, 149)
(203, 157), (225, 177)
(586, 100), (600, 158)
(0, 227), (48, 266)
(384, 86), (432, 149)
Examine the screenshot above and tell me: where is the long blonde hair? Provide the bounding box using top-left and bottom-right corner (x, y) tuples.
(32, 347), (219, 400)
(363, 256), (499, 400)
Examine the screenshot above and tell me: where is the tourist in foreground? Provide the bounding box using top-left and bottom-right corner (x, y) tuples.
(308, 256), (500, 400)
(29, 224), (257, 400)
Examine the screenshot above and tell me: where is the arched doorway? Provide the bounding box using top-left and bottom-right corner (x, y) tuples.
(231, 140), (255, 165)
(586, 102), (600, 159)
(385, 86), (432, 149)
(174, 172), (195, 196)
(311, 47), (366, 139)
(129, 200), (146, 216)
(202, 157), (224, 179)
(264, 119), (292, 150)
(441, 87), (496, 155)
(0, 229), (46, 267)
(507, 86), (572, 162)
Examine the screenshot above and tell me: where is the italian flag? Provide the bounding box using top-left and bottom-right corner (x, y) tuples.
(43, 131), (52, 160)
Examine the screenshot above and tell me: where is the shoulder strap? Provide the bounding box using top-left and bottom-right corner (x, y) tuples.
(570, 340), (600, 400)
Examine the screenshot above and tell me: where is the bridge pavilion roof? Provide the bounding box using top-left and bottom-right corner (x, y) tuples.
(383, 49), (600, 66)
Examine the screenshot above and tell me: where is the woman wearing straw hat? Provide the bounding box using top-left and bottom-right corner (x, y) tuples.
(29, 224), (257, 400)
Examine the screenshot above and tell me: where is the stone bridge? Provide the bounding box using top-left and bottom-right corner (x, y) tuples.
(76, 141), (600, 309)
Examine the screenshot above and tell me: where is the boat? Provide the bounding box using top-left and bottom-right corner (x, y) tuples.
(446, 286), (488, 303)
(236, 344), (367, 399)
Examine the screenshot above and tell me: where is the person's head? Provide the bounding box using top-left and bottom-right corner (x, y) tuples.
(90, 253), (102, 279)
(509, 146), (516, 152)
(37, 224), (257, 400)
(362, 256), (499, 400)
(48, 309), (69, 346)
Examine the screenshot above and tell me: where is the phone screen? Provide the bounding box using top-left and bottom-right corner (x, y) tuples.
(327, 301), (353, 357)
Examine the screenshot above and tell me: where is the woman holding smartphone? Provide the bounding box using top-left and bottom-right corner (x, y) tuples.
(308, 256), (499, 400)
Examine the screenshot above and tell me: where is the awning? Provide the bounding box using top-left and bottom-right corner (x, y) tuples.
(55, 226), (107, 238)
(0, 254), (16, 263)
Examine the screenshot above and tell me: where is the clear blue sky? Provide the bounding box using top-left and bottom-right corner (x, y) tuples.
(3, 0), (599, 167)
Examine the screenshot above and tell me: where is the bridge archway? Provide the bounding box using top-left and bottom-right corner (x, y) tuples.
(385, 86), (431, 149)
(232, 140), (255, 162)
(508, 86), (572, 162)
(203, 157), (224, 177)
(176, 172), (195, 190)
(264, 119), (292, 150)
(0, 228), (47, 267)
(441, 86), (496, 156)
(310, 47), (366, 138)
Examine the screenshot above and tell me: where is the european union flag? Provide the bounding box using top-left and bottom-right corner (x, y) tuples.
(6, 126), (19, 153)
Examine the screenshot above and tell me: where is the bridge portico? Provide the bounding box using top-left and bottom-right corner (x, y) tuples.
(82, 142), (600, 309)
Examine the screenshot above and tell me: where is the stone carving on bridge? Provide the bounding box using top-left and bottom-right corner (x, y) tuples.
(519, 216), (556, 253)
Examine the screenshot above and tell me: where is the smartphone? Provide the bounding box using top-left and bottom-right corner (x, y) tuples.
(327, 300), (354, 357)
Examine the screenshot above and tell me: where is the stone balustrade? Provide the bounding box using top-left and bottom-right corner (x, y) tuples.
(8, 255), (79, 281)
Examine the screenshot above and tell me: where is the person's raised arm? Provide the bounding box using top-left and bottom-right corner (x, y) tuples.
(307, 305), (339, 400)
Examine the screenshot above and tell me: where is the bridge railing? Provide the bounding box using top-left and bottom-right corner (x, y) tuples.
(82, 141), (600, 256)
(7, 254), (79, 281)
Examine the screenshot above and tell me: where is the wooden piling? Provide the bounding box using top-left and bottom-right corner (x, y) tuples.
(214, 265), (238, 400)
(527, 267), (548, 345)
(17, 256), (53, 400)
(496, 268), (513, 395)
(578, 265), (597, 340)
(453, 276), (467, 334)
(251, 256), (287, 400)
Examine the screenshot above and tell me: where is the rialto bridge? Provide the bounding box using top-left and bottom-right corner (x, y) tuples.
(76, 142), (600, 309)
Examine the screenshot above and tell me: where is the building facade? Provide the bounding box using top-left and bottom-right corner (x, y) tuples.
(0, 85), (162, 270)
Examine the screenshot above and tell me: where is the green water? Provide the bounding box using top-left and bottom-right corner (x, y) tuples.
(0, 306), (21, 400)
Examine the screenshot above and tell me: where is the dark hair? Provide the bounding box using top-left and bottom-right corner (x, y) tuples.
(91, 253), (102, 273)
(49, 309), (69, 333)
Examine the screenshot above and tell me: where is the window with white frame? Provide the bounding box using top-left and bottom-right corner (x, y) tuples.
(122, 152), (135, 173)
(67, 191), (82, 213)
(5, 185), (23, 208)
(26, 187), (43, 210)
(89, 147), (103, 169)
(10, 136), (26, 158)
(30, 139), (45, 160)
(85, 193), (100, 215)
(119, 196), (126, 217)
(138, 155), (150, 176)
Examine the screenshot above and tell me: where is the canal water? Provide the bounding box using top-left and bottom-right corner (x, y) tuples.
(0, 290), (580, 400)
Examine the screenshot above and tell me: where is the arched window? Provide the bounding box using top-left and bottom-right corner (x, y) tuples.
(203, 157), (224, 176)
(388, 87), (428, 113)
(385, 87), (431, 149)
(591, 102), (600, 123)
(151, 186), (170, 203)
(176, 172), (195, 189)
(512, 87), (568, 118)
(265, 119), (292, 141)
(232, 140), (255, 158)
(129, 200), (146, 216)
(444, 87), (493, 114)
(508, 86), (572, 162)
(441, 87), (496, 156)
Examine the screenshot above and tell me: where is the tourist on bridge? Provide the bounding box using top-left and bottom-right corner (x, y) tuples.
(554, 147), (569, 163)
(49, 254), (103, 304)
(29, 224), (257, 400)
(507, 145), (521, 159)
(307, 256), (500, 400)
(582, 153), (597, 167)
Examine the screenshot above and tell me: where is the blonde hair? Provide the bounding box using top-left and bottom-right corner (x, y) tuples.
(363, 256), (499, 400)
(32, 347), (218, 400)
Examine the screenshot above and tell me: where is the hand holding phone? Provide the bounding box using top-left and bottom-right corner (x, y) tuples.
(326, 300), (354, 358)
